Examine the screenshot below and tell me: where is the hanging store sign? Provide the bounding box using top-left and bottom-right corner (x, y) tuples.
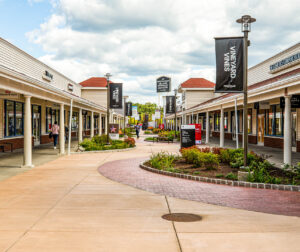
(109, 83), (123, 109)
(259, 101), (270, 109)
(166, 96), (175, 114)
(270, 52), (300, 72)
(156, 76), (171, 92)
(180, 125), (196, 148)
(280, 95), (300, 108)
(125, 102), (132, 116)
(215, 37), (244, 93)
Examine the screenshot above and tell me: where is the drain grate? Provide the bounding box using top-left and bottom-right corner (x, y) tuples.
(162, 213), (202, 222)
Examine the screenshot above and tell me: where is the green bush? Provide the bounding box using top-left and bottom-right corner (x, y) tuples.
(225, 172), (238, 180)
(219, 149), (231, 164)
(203, 152), (219, 170)
(181, 148), (219, 169)
(149, 152), (180, 170)
(144, 131), (152, 134)
(181, 148), (200, 164)
(216, 174), (224, 178)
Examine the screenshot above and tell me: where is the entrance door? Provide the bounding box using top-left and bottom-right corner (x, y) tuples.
(292, 111), (297, 152)
(32, 105), (41, 146)
(257, 114), (265, 145)
(232, 113), (236, 140)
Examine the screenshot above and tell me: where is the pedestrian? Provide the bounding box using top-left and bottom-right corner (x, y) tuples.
(135, 123), (140, 139)
(51, 121), (59, 149)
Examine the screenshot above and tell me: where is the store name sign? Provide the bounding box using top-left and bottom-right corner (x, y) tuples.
(270, 52), (300, 72)
(42, 70), (53, 82)
(68, 84), (74, 92)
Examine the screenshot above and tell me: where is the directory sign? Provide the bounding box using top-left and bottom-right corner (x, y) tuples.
(181, 125), (195, 148)
(156, 76), (171, 92)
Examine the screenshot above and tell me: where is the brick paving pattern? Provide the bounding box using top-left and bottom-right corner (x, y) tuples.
(98, 157), (300, 217)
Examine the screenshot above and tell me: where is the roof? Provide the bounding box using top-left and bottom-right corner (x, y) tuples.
(180, 78), (215, 89)
(79, 77), (111, 88)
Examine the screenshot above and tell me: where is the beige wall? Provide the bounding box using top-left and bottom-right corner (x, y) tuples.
(184, 90), (216, 109)
(0, 38), (81, 96)
(248, 44), (300, 86)
(81, 89), (107, 108)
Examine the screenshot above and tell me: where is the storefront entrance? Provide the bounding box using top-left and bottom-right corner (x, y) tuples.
(257, 114), (265, 145)
(32, 105), (41, 146)
(231, 113), (236, 141)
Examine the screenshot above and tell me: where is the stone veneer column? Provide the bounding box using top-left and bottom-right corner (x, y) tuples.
(284, 95), (292, 165)
(59, 103), (65, 154)
(23, 95), (34, 167)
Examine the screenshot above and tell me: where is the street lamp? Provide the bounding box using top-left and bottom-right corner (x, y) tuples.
(236, 15), (256, 168)
(123, 95), (129, 135)
(105, 73), (112, 145)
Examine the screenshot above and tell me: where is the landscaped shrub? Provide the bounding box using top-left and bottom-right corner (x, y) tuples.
(181, 148), (201, 164)
(147, 126), (154, 130)
(203, 152), (219, 170)
(144, 131), (152, 134)
(152, 128), (161, 134)
(225, 172), (238, 180)
(181, 148), (219, 169)
(199, 147), (211, 153)
(124, 137), (135, 147)
(149, 152), (180, 170)
(219, 149), (231, 164)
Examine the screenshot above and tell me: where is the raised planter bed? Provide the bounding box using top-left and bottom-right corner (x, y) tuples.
(140, 161), (300, 192)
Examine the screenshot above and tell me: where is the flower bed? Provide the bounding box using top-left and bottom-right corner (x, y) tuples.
(80, 135), (135, 151)
(144, 147), (300, 186)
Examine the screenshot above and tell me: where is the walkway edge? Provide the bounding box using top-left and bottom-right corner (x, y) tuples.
(140, 161), (300, 192)
(70, 146), (136, 154)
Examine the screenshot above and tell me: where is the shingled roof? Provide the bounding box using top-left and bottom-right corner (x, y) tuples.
(79, 77), (111, 88)
(180, 78), (215, 89)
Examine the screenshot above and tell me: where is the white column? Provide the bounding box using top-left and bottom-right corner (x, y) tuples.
(59, 104), (65, 154)
(23, 95), (33, 168)
(206, 111), (209, 144)
(196, 113), (199, 124)
(284, 95), (292, 165)
(91, 111), (94, 138)
(98, 114), (102, 136)
(220, 107), (224, 147)
(79, 108), (83, 142)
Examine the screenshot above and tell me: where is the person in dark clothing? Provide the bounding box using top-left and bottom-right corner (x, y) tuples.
(135, 123), (140, 139)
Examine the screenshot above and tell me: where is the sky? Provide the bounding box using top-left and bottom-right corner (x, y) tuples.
(0, 0), (299, 103)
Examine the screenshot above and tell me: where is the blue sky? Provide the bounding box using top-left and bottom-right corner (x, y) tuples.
(0, 0), (52, 57)
(0, 0), (299, 103)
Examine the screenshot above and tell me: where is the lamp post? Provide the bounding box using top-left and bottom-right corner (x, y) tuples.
(236, 15), (256, 168)
(123, 95), (128, 135)
(174, 88), (178, 132)
(105, 73), (112, 145)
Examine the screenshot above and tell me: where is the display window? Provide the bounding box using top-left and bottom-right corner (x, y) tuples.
(4, 100), (24, 137)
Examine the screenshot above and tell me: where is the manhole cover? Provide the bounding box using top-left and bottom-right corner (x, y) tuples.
(162, 213), (202, 222)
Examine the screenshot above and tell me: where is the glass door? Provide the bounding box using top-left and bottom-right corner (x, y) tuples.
(32, 105), (41, 146)
(257, 114), (265, 145)
(231, 112), (236, 140)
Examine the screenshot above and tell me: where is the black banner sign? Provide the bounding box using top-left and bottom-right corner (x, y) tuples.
(157, 76), (171, 92)
(180, 125), (195, 148)
(125, 102), (132, 116)
(109, 83), (123, 109)
(280, 95), (300, 108)
(166, 96), (175, 114)
(215, 37), (244, 93)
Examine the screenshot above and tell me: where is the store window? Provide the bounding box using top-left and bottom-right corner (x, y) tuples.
(87, 116), (91, 129)
(266, 105), (283, 136)
(214, 113), (220, 131)
(4, 100), (24, 137)
(224, 112), (228, 131)
(46, 108), (60, 132)
(238, 110), (243, 133)
(248, 109), (252, 134)
(94, 116), (98, 129)
(71, 112), (78, 131)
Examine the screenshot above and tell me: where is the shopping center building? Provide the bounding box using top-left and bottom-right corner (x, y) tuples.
(0, 38), (124, 167)
(166, 43), (300, 165)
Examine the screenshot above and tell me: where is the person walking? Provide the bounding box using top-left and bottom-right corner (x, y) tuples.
(135, 123), (140, 139)
(51, 121), (59, 149)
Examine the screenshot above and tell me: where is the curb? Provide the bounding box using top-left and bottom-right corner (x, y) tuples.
(139, 162), (300, 192)
(71, 146), (136, 154)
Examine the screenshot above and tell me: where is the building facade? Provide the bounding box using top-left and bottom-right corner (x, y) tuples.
(166, 43), (300, 165)
(0, 38), (124, 167)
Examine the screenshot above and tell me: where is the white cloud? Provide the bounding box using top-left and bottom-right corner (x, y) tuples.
(27, 0), (300, 103)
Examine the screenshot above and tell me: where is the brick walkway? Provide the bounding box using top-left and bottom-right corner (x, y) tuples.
(98, 157), (300, 217)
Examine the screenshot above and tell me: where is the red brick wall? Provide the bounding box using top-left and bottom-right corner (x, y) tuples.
(41, 135), (53, 144)
(297, 141), (300, 153)
(264, 136), (283, 149)
(212, 131), (220, 137)
(225, 132), (232, 140)
(0, 137), (34, 151)
(248, 135), (257, 144)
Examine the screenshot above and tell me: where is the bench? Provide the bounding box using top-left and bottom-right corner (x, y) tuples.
(157, 137), (173, 144)
(0, 142), (13, 152)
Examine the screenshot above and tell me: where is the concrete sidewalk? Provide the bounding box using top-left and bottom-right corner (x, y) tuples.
(0, 138), (299, 251)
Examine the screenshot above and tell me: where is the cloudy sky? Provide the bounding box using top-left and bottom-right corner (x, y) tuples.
(0, 0), (299, 103)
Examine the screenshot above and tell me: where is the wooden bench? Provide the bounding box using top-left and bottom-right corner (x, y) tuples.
(157, 137), (173, 144)
(0, 142), (13, 152)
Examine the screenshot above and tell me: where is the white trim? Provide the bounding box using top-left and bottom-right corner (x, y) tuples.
(81, 87), (107, 90)
(181, 88), (215, 91)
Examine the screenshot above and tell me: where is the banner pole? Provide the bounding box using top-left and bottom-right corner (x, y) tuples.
(235, 97), (239, 149)
(243, 31), (248, 167)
